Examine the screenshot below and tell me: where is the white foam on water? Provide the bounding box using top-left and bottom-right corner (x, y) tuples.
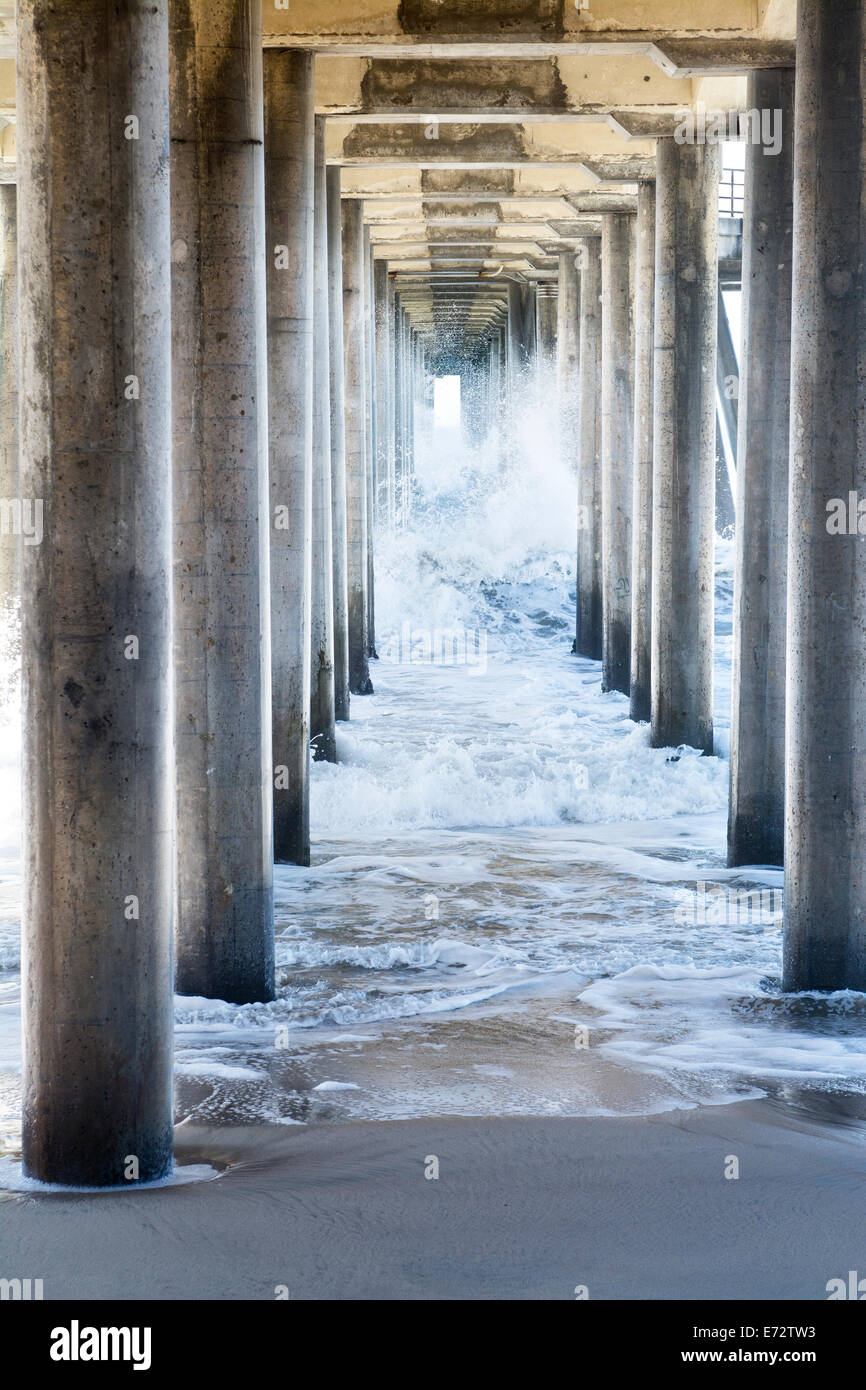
(0, 1156), (221, 1194)
(579, 965), (866, 1093)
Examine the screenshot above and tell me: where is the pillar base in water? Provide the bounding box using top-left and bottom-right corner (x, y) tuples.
(629, 682), (651, 725)
(727, 815), (783, 870)
(23, 1118), (173, 1191)
(312, 731), (338, 764)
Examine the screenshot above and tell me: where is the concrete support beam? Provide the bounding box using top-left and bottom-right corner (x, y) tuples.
(364, 227), (377, 657)
(536, 286), (558, 381)
(339, 167), (634, 200)
(263, 5), (794, 67)
(601, 212), (635, 697)
(329, 120), (655, 174)
(265, 49), (315, 865)
(557, 249), (580, 648)
(651, 139), (719, 756)
(374, 260), (395, 527)
(507, 279), (537, 391)
(0, 182), (16, 617)
(630, 181), (656, 723)
(394, 294), (406, 524)
(728, 68), (793, 870)
(327, 166), (351, 722)
(172, 0), (274, 999)
(342, 198), (373, 693)
(783, 2), (866, 990)
(575, 236), (603, 660)
(403, 310), (415, 510)
(311, 117), (337, 764)
(315, 55), (693, 120)
(19, 0), (174, 1185)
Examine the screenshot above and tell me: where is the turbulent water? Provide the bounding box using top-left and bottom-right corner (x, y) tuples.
(2, 387), (866, 1149)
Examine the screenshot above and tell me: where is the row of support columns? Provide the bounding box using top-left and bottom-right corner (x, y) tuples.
(13, 0), (866, 1189)
(554, 17), (863, 991)
(557, 143), (719, 746)
(15, 1), (429, 1186)
(561, 145), (717, 750)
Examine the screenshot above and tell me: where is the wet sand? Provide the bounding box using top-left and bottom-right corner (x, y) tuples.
(3, 1097), (866, 1300)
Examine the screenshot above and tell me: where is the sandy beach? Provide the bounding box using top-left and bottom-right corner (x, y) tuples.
(3, 1098), (865, 1301)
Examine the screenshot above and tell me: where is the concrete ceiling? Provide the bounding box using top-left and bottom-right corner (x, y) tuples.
(0, 1), (796, 322)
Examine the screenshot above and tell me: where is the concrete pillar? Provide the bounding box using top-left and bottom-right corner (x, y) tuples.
(374, 260), (393, 529)
(172, 0), (274, 998)
(557, 251), (581, 649)
(265, 50), (314, 864)
(365, 231), (377, 659)
(630, 183), (656, 723)
(651, 140), (719, 755)
(487, 335), (501, 434)
(521, 283), (538, 374)
(19, 0), (173, 1185)
(576, 237), (603, 660)
(784, 2), (866, 990)
(497, 323), (508, 449)
(342, 199), (373, 694)
(393, 295), (405, 525)
(386, 275), (398, 526)
(405, 315), (417, 511)
(311, 117), (336, 764)
(728, 69), (794, 870)
(557, 252), (580, 397)
(507, 280), (522, 402)
(0, 185), (17, 620)
(536, 287), (558, 384)
(403, 309), (414, 516)
(601, 213), (635, 696)
(327, 168), (351, 722)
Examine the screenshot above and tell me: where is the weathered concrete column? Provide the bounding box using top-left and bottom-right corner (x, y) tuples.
(601, 213), (636, 696)
(487, 334), (501, 434)
(728, 69), (794, 870)
(386, 274), (398, 525)
(393, 297), (405, 523)
(311, 117), (336, 764)
(536, 286), (558, 385)
(343, 199), (373, 694)
(363, 228), (376, 514)
(497, 323), (508, 456)
(0, 184), (17, 619)
(630, 183), (656, 723)
(19, 0), (174, 1184)
(522, 283), (538, 375)
(403, 309), (414, 516)
(327, 167), (350, 722)
(576, 236), (603, 660)
(265, 50), (314, 863)
(409, 320), (417, 484)
(507, 280), (523, 402)
(784, 2), (866, 990)
(365, 231), (377, 659)
(171, 0), (274, 998)
(557, 251), (580, 413)
(374, 260), (393, 529)
(651, 139), (719, 755)
(557, 251), (581, 650)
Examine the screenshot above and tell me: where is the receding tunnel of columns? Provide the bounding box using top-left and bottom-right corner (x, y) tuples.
(1, 0), (862, 1189)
